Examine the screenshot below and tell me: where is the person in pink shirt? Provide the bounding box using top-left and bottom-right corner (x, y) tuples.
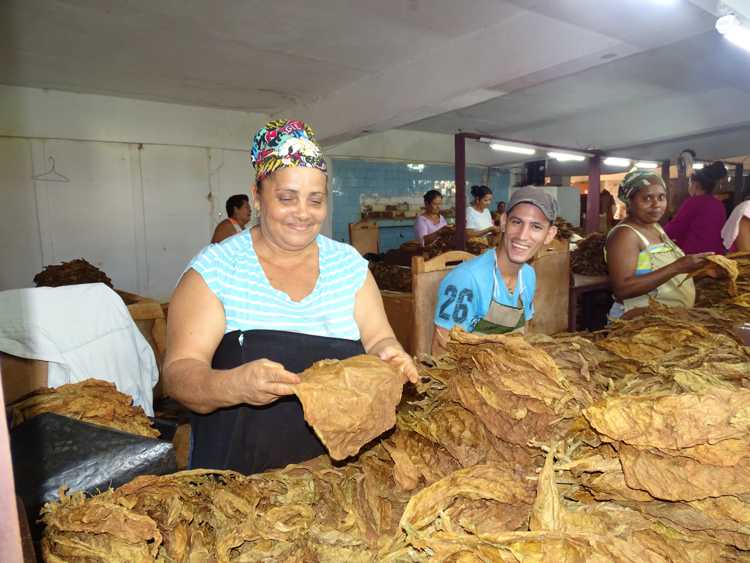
(414, 189), (449, 245)
(665, 161), (727, 254)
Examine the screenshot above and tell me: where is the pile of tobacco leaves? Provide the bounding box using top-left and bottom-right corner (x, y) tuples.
(421, 226), (490, 260)
(571, 233), (608, 277)
(10, 379), (158, 438)
(370, 262), (412, 293)
(33, 258), (113, 288)
(554, 217), (580, 241)
(41, 262), (750, 562)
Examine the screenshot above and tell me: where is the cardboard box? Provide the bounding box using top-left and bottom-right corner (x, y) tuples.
(1, 354), (48, 405)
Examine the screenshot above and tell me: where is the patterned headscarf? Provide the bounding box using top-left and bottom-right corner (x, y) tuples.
(618, 168), (667, 202)
(250, 119), (327, 183)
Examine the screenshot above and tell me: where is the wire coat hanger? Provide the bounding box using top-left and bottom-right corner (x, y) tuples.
(32, 156), (70, 183)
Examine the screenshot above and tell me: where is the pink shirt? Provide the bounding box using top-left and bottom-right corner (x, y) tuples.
(665, 194), (726, 255)
(415, 214), (447, 244)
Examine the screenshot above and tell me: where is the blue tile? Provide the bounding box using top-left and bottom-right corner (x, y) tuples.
(332, 158), (506, 249)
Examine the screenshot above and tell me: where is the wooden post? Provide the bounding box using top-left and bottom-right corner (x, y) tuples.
(734, 163), (746, 206)
(454, 133), (467, 250)
(585, 154), (601, 234)
(674, 155), (689, 214)
(661, 160), (670, 185)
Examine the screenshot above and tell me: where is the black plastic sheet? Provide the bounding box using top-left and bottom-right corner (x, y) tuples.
(11, 412), (176, 518)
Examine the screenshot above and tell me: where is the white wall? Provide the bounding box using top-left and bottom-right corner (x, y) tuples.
(0, 85), (263, 149)
(0, 86), (268, 300)
(0, 87), (489, 300)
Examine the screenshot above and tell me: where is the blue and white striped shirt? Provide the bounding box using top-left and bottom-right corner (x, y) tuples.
(188, 230), (368, 340)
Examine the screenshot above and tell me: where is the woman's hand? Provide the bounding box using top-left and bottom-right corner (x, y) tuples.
(673, 252), (713, 274)
(232, 359), (300, 406)
(376, 345), (420, 384)
(355, 271), (420, 385)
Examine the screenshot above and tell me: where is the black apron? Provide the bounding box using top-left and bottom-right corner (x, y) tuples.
(189, 329), (365, 474)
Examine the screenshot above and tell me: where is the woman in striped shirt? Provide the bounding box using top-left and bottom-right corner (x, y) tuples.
(163, 120), (417, 474)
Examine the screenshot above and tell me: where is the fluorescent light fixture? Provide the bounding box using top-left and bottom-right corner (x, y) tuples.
(603, 157), (631, 167)
(692, 161), (704, 170)
(716, 14), (750, 53)
(489, 143), (536, 155)
(547, 151), (585, 162)
(635, 161), (659, 169)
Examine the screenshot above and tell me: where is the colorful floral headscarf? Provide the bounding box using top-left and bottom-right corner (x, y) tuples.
(250, 119), (327, 183)
(618, 168), (667, 202)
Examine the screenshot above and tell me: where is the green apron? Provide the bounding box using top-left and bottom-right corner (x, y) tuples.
(608, 223), (695, 313)
(474, 265), (526, 335)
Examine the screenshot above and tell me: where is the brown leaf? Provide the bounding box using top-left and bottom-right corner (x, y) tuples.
(293, 355), (403, 460)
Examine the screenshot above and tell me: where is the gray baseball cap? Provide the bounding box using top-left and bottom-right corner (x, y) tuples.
(507, 186), (559, 222)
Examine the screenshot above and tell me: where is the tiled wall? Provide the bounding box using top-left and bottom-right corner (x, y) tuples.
(331, 159), (510, 251)
(488, 167), (511, 205)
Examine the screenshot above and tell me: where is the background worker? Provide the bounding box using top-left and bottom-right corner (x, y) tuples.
(211, 194), (252, 243)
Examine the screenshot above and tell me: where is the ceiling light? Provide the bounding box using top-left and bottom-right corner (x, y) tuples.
(489, 143), (536, 155)
(692, 161), (704, 170)
(603, 157), (631, 167)
(635, 161), (659, 169)
(716, 14), (750, 53)
(548, 151), (586, 162)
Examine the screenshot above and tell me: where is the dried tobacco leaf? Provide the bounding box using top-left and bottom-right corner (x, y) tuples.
(619, 444), (750, 501)
(730, 292), (750, 308)
(529, 450), (561, 531)
(689, 255), (739, 296)
(583, 388), (750, 449)
(399, 402), (503, 468)
(405, 528), (731, 563)
(526, 333), (615, 406)
(448, 330), (570, 406)
(579, 469), (656, 503)
(619, 495), (750, 551)
(399, 464), (535, 537)
(596, 321), (711, 364)
(294, 355), (403, 460)
(382, 430), (460, 491)
(41, 298), (750, 562)
(694, 254), (750, 307)
(9, 379), (158, 438)
(449, 371), (557, 446)
(525, 445), (733, 562)
(444, 330), (573, 447)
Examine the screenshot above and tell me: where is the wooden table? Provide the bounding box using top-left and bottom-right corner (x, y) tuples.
(568, 274), (610, 332)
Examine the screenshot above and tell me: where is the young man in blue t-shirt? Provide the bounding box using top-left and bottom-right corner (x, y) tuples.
(432, 186), (559, 355)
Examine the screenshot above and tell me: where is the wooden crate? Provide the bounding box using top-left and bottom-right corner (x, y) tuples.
(121, 293), (167, 398)
(349, 221), (379, 255)
(381, 290), (414, 356)
(527, 246), (570, 336)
